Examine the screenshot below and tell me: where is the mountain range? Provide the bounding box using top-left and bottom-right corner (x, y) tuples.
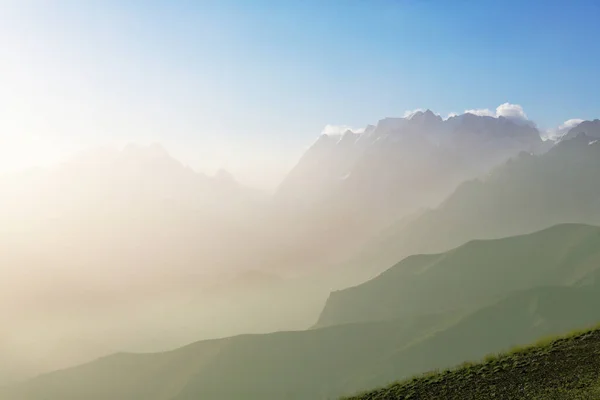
(3, 110), (600, 396)
(275, 110), (546, 267)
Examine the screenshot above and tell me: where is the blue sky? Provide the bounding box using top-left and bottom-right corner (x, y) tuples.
(1, 0), (599, 187)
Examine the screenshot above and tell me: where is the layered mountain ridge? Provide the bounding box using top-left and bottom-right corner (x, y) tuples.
(5, 224), (600, 400)
(331, 131), (600, 287)
(1, 109), (597, 395)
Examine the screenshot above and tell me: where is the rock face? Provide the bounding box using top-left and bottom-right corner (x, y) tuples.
(273, 111), (544, 263)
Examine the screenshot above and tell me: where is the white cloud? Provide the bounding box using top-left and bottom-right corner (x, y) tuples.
(464, 108), (495, 117)
(325, 103), (540, 139)
(321, 124), (365, 136)
(544, 118), (584, 140)
(495, 103), (528, 122)
(559, 118), (584, 131)
(464, 103), (534, 126)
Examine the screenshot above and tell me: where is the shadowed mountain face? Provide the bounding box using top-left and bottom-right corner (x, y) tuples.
(332, 134), (600, 287)
(5, 224), (600, 400)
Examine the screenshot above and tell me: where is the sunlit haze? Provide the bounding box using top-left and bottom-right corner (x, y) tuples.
(3, 1), (600, 399)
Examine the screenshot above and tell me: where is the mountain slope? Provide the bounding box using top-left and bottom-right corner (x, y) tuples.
(347, 284), (600, 395)
(0, 314), (454, 400)
(317, 223), (600, 327)
(336, 133), (600, 287)
(345, 326), (600, 400)
(5, 283), (600, 400)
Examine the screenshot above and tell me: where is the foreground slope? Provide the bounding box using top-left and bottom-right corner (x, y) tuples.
(348, 284), (600, 394)
(346, 326), (600, 400)
(317, 223), (600, 327)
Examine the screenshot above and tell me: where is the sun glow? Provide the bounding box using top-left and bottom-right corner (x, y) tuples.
(0, 135), (77, 173)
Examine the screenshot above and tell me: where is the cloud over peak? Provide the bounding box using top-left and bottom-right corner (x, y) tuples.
(464, 108), (495, 117)
(322, 103), (588, 141)
(463, 102), (536, 128)
(496, 103), (529, 121)
(544, 118), (584, 140)
(465, 103), (529, 122)
(559, 118), (585, 131)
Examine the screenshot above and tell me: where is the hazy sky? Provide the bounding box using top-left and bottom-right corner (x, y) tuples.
(1, 0), (599, 189)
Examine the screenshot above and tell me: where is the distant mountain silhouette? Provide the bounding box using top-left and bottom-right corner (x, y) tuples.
(0, 143), (284, 384)
(0, 143), (264, 272)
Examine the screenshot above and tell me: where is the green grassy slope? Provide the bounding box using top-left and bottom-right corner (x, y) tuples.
(344, 284), (600, 395)
(345, 326), (600, 400)
(5, 283), (600, 400)
(339, 135), (600, 286)
(0, 314), (453, 400)
(317, 223), (600, 327)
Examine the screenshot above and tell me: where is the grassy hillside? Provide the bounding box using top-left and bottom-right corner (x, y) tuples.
(345, 326), (600, 400)
(4, 283), (600, 400)
(346, 284), (600, 394)
(0, 314), (453, 400)
(317, 223), (600, 327)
